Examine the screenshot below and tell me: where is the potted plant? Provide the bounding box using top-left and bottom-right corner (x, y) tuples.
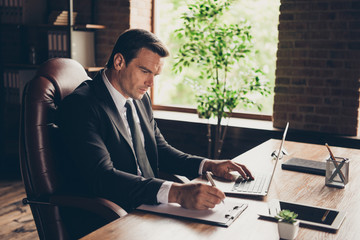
(173, 0), (271, 159)
(276, 209), (300, 240)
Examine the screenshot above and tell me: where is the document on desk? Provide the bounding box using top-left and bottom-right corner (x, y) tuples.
(137, 199), (248, 227)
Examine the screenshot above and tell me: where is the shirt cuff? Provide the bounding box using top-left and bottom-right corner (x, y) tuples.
(157, 181), (173, 204)
(198, 159), (208, 175)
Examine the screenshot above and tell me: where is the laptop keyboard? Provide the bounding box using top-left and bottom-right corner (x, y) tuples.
(232, 174), (269, 193)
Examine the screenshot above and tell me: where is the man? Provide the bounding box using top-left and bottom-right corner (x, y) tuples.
(59, 29), (253, 213)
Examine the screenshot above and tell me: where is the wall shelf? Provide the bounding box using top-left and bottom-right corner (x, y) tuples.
(0, 0), (106, 175)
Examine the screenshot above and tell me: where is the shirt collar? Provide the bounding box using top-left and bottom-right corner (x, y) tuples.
(102, 68), (133, 110)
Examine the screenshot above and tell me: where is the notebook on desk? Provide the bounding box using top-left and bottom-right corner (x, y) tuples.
(214, 122), (289, 197)
(137, 198), (248, 227)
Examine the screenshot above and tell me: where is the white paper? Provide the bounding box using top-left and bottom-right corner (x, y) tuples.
(137, 198), (247, 226)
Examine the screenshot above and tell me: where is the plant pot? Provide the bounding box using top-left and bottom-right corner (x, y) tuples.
(278, 220), (300, 240)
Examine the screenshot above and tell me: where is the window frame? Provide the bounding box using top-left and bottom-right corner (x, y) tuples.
(150, 0), (272, 122)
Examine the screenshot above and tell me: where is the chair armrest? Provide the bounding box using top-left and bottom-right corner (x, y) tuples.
(50, 195), (127, 221)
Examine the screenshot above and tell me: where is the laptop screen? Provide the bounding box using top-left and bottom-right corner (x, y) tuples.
(266, 122), (289, 191)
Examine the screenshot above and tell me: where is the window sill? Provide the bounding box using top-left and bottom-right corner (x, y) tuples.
(154, 110), (275, 131)
(153, 110), (360, 150)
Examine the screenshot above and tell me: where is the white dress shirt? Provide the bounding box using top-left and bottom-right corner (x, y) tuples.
(102, 69), (206, 204)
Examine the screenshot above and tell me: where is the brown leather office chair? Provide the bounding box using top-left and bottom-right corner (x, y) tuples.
(19, 58), (127, 240)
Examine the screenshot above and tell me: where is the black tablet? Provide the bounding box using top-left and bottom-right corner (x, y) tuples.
(258, 199), (346, 231)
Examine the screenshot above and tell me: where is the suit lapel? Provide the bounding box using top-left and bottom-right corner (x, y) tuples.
(92, 71), (157, 175)
(92, 71), (135, 155)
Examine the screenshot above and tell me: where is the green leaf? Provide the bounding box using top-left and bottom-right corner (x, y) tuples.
(172, 0), (271, 121)
(275, 209), (298, 224)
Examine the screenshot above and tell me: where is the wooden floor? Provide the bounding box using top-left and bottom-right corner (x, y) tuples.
(0, 180), (38, 240)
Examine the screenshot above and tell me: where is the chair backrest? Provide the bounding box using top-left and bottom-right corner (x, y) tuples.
(19, 58), (90, 239)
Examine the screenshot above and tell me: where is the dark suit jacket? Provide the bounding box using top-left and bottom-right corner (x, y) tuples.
(59, 70), (204, 212)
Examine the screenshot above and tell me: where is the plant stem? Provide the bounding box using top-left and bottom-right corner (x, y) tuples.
(207, 122), (212, 158)
(214, 117), (222, 159)
(218, 115), (231, 156)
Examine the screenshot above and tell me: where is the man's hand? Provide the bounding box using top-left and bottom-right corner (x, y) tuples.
(203, 159), (254, 181)
(168, 182), (225, 210)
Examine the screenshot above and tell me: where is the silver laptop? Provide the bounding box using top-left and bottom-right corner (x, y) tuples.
(215, 122), (289, 197)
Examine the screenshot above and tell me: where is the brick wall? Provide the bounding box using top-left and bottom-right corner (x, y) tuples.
(94, 0), (130, 66)
(94, 0), (153, 67)
(130, 0), (153, 31)
(274, 0), (360, 135)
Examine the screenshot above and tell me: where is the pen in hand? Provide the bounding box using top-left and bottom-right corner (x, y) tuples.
(205, 171), (225, 204)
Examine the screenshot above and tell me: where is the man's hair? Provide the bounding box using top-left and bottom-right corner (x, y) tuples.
(106, 29), (169, 68)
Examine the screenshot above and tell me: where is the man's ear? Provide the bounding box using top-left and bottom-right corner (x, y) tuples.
(113, 53), (125, 70)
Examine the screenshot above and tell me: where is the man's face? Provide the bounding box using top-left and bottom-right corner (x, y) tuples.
(115, 48), (164, 100)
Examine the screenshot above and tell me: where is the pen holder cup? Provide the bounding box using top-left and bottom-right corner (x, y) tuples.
(325, 157), (349, 188)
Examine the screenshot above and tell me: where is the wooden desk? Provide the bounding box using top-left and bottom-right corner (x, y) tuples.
(81, 139), (360, 240)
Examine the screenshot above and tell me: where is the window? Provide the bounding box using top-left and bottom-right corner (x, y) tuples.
(153, 0), (280, 118)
